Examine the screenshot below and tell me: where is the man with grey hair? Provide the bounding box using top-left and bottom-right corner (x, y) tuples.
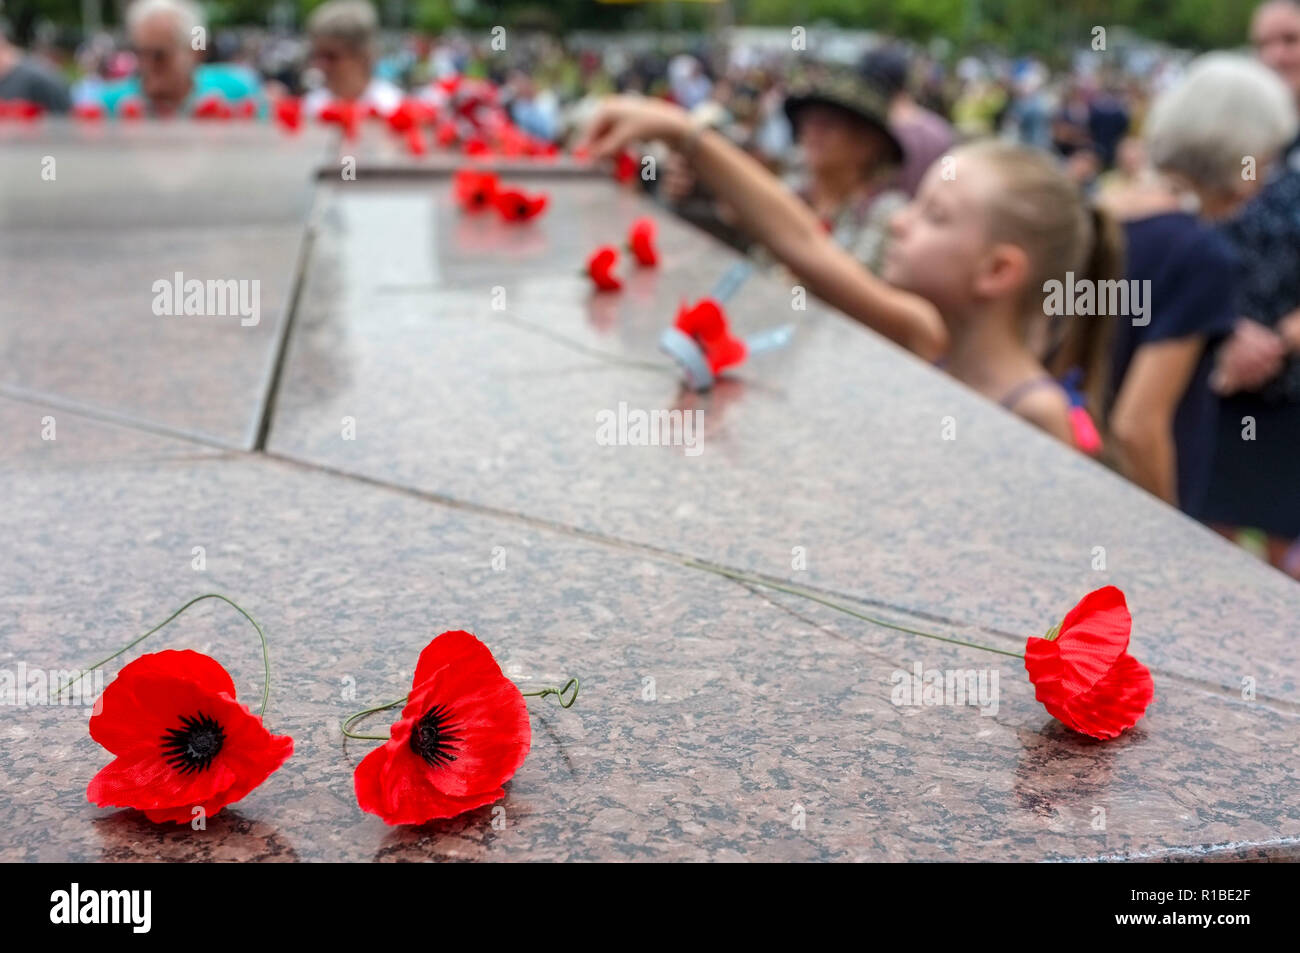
(302, 0), (401, 119)
(99, 0), (262, 117)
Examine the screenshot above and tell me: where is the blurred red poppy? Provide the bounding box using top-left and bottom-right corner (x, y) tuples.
(494, 187), (548, 222)
(453, 168), (500, 213)
(72, 101), (105, 121)
(435, 120), (459, 146)
(387, 98), (431, 133)
(353, 631), (530, 825)
(628, 217), (659, 267)
(192, 94), (231, 120)
(675, 298), (747, 374)
(319, 100), (360, 139)
(587, 245), (622, 291)
(86, 650), (293, 824)
(1024, 586), (1154, 739)
(614, 150), (638, 183)
(405, 126), (428, 156)
(274, 96), (302, 133)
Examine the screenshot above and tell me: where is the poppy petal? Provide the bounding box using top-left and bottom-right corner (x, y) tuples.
(88, 654), (235, 754)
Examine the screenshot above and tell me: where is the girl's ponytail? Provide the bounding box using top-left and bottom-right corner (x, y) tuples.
(1047, 206), (1125, 422)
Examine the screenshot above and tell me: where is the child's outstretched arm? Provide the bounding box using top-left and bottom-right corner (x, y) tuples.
(578, 96), (948, 362)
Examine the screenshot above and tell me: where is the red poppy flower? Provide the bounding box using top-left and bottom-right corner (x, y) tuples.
(404, 126), (428, 156)
(495, 124), (527, 156)
(1024, 586), (1154, 740)
(463, 136), (492, 156)
(493, 187), (548, 222)
(453, 168), (499, 213)
(86, 650), (293, 824)
(435, 120), (459, 147)
(274, 96), (302, 133)
(118, 97), (144, 120)
(586, 245), (622, 291)
(354, 630), (530, 825)
(614, 150), (638, 183)
(72, 101), (105, 121)
(192, 94), (231, 120)
(628, 217), (659, 267)
(675, 298), (747, 374)
(319, 100), (360, 140)
(2, 99), (41, 120)
(387, 98), (429, 133)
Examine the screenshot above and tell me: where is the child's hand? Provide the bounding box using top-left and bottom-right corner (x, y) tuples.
(577, 95), (694, 160)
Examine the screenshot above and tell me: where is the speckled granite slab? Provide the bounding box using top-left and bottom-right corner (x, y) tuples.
(2, 413), (1296, 861)
(266, 179), (1300, 712)
(0, 120), (329, 230)
(0, 123), (324, 449)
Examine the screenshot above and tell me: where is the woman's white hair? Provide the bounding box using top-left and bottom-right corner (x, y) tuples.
(1145, 52), (1299, 191)
(125, 0), (205, 47)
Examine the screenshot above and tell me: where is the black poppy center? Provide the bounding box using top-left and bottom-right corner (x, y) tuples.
(160, 712), (226, 775)
(410, 703), (461, 768)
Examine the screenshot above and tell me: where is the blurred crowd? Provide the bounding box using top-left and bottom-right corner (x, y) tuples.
(3, 0), (1300, 580)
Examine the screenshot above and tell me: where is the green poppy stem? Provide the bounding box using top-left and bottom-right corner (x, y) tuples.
(52, 593), (274, 716)
(679, 558), (1026, 660)
(341, 677), (579, 742)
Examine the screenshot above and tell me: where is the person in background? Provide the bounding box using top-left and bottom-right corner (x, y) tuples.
(99, 0), (261, 116)
(1100, 54), (1296, 518)
(772, 68), (910, 275)
(660, 66), (909, 276)
(506, 69), (560, 141)
(861, 46), (954, 197)
(0, 19), (71, 112)
(301, 0), (401, 119)
(1051, 81), (1093, 157)
(1095, 137), (1150, 203)
(1204, 0), (1300, 577)
(1086, 80), (1130, 169)
(1063, 145), (1103, 196)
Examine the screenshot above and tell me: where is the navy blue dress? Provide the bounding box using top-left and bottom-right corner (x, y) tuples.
(1205, 138), (1300, 538)
(1111, 212), (1238, 519)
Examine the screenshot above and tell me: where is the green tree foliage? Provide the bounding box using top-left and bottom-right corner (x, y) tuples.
(6, 0), (1260, 52)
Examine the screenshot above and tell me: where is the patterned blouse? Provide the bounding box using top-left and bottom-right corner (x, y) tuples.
(1219, 136), (1300, 402)
(750, 174), (907, 277)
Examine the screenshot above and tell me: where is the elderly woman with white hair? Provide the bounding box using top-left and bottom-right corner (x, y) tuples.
(99, 0), (262, 117)
(1099, 53), (1299, 521)
(301, 0), (402, 120)
(1203, 0), (1300, 577)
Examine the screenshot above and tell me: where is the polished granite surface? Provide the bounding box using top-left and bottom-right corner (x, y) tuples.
(2, 134), (1297, 862)
(0, 123), (325, 448)
(268, 179), (1299, 707)
(4, 407), (1297, 862)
